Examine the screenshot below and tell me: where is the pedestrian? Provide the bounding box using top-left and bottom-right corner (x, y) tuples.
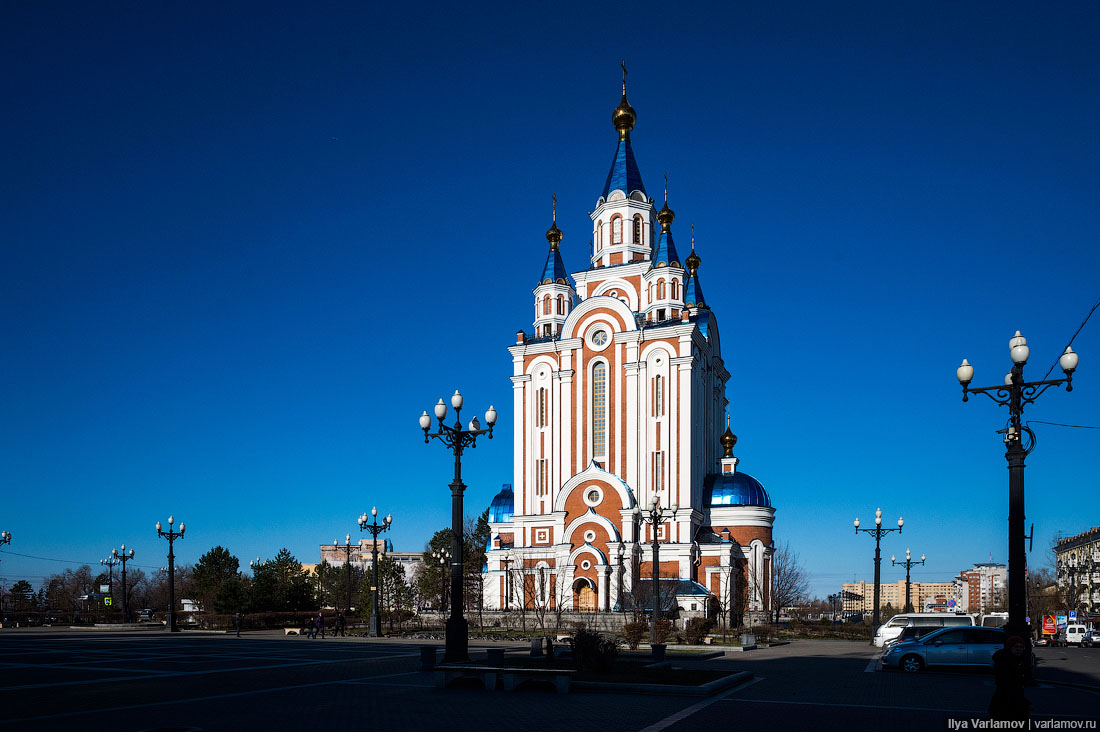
(336, 611), (346, 637)
(316, 611), (326, 639)
(307, 616), (316, 639)
(234, 611), (242, 638)
(988, 635), (1031, 721)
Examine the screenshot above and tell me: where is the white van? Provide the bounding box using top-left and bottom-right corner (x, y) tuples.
(874, 612), (976, 647)
(1061, 624), (1088, 646)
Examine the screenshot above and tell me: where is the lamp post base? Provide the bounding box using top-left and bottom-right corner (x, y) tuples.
(443, 615), (469, 663)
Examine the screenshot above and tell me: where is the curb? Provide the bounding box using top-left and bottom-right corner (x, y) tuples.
(1037, 678), (1100, 693)
(572, 670), (752, 696)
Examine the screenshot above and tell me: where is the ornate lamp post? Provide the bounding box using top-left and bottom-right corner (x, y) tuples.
(431, 547), (451, 615)
(892, 548), (925, 613)
(100, 554), (119, 594)
(420, 390), (496, 663)
(854, 508), (903, 640)
(0, 530), (10, 550)
(358, 507), (392, 638)
(113, 545), (135, 621)
(156, 516), (186, 632)
(334, 534), (355, 614)
(827, 592), (839, 622)
(634, 495), (677, 647)
(958, 331), (1079, 638)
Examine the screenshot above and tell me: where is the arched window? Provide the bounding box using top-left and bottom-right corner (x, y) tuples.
(543, 295), (551, 315)
(592, 362), (607, 459)
(657, 279), (666, 299)
(671, 279), (678, 299)
(557, 294), (565, 314)
(596, 223), (602, 252)
(611, 216), (622, 245)
(633, 215), (642, 244)
(653, 375), (664, 417)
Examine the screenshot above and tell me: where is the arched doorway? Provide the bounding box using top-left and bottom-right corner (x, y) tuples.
(574, 578), (597, 611)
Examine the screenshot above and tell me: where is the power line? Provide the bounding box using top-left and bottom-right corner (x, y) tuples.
(1028, 419), (1100, 430)
(0, 549), (164, 571)
(1041, 294), (1100, 382)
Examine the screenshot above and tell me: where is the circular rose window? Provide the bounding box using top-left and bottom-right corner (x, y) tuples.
(580, 559), (592, 570)
(584, 529), (597, 543)
(583, 487), (603, 507)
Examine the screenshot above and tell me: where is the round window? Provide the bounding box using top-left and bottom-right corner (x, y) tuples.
(592, 329), (608, 346)
(580, 560), (592, 570)
(584, 529), (597, 543)
(583, 487), (603, 507)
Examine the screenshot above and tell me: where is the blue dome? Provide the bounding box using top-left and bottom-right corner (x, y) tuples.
(704, 471), (771, 508)
(487, 483), (514, 523)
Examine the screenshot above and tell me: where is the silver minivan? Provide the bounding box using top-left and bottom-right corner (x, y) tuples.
(874, 612), (975, 647)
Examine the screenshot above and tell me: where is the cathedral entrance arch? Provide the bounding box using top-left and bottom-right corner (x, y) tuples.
(574, 577), (597, 611)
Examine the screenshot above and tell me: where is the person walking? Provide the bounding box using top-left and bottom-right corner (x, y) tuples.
(234, 612), (242, 638)
(316, 611), (326, 639)
(988, 635), (1032, 721)
(336, 611), (346, 637)
(306, 615), (316, 639)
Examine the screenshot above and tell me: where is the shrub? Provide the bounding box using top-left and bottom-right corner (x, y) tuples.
(684, 617), (715, 645)
(623, 621), (647, 650)
(571, 628), (621, 673)
(653, 619), (673, 644)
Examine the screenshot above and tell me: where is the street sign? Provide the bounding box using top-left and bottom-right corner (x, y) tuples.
(1026, 616), (1030, 624)
(99, 584), (110, 593)
(1056, 614), (1068, 627)
(947, 599), (956, 608)
(104, 597), (112, 606)
(1042, 615), (1057, 635)
(1069, 611), (1077, 621)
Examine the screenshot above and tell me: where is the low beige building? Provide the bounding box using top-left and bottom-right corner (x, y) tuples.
(841, 580), (956, 614)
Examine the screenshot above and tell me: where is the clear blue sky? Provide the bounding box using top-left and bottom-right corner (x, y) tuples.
(2, 2), (1098, 598)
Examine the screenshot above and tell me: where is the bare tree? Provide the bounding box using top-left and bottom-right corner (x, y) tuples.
(750, 542), (809, 624)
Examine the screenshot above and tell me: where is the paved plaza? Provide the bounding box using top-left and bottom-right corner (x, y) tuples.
(0, 629), (1096, 731)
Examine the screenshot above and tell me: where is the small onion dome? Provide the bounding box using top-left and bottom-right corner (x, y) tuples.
(656, 200), (675, 231)
(686, 248), (701, 275)
(612, 94), (636, 139)
(720, 426), (737, 457)
(704, 471), (771, 508)
(546, 221), (563, 251)
(487, 483), (514, 523)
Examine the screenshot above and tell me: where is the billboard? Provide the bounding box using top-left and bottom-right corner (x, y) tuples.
(1042, 615), (1057, 635)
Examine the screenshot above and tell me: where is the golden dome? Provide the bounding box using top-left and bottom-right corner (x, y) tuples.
(656, 200), (675, 230)
(546, 221), (563, 251)
(686, 248), (701, 274)
(612, 94), (636, 139)
(720, 426), (737, 458)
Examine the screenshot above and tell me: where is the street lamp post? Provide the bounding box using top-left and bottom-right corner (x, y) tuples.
(114, 545), (135, 622)
(431, 548), (451, 615)
(891, 548), (925, 613)
(854, 508), (903, 640)
(958, 331), (1079, 639)
(634, 495), (677, 647)
(334, 534), (355, 614)
(828, 593), (839, 622)
(420, 390), (497, 663)
(358, 508), (392, 638)
(156, 516), (186, 632)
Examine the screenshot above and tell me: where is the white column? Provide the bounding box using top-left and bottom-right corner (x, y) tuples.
(598, 566), (611, 612)
(511, 373), (529, 518)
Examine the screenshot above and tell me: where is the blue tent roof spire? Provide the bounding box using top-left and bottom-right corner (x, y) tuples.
(601, 66), (646, 199)
(651, 177), (682, 268)
(683, 225), (706, 307)
(538, 196), (570, 285)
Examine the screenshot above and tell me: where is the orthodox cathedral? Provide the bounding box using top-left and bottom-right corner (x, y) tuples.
(481, 74), (775, 622)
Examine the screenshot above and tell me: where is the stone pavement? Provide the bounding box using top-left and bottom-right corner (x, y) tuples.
(0, 629), (1095, 732)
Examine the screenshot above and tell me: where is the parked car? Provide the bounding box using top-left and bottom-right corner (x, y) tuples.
(883, 624), (941, 650)
(137, 609), (155, 622)
(1033, 636), (1049, 647)
(1056, 624), (1088, 647)
(882, 626), (1007, 672)
(873, 612), (976, 647)
(1082, 630), (1100, 648)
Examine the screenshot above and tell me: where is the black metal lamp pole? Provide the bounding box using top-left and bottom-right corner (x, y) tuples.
(115, 545), (135, 621)
(156, 516), (186, 632)
(854, 508), (903, 641)
(358, 508), (392, 638)
(432, 548), (451, 615)
(100, 554), (119, 618)
(958, 331), (1079, 639)
(334, 534), (354, 614)
(420, 391), (497, 663)
(634, 496), (677, 647)
(892, 548), (925, 613)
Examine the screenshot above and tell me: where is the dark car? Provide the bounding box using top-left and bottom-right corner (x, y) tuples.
(883, 624), (941, 650)
(882, 626), (1007, 672)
